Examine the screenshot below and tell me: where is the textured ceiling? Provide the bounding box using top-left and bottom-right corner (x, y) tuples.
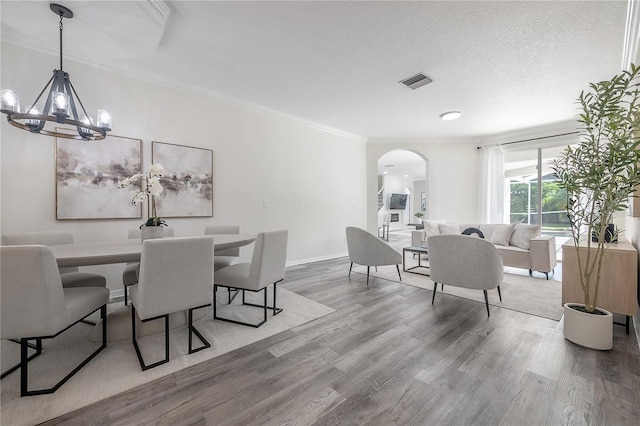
(0, 0), (629, 141)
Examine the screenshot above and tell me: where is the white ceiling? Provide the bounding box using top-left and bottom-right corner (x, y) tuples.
(0, 0), (629, 141)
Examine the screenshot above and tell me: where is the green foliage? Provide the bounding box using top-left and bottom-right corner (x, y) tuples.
(415, 212), (425, 219)
(140, 217), (167, 228)
(551, 64), (640, 313)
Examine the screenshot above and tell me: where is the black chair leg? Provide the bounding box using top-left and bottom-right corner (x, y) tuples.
(19, 305), (106, 396)
(213, 284), (218, 320)
(213, 285), (269, 328)
(497, 285), (502, 302)
(396, 265), (402, 281)
(1, 339), (42, 380)
(132, 306), (169, 371)
(272, 283), (283, 315)
(366, 266), (370, 286)
(431, 282), (438, 304)
(483, 290), (490, 316)
(188, 305), (211, 354)
(349, 262), (353, 277)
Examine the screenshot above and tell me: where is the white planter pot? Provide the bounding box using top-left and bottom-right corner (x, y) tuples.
(140, 225), (164, 242)
(563, 303), (613, 350)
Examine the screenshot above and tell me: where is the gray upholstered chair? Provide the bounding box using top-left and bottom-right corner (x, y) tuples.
(213, 229), (288, 328)
(428, 234), (504, 316)
(204, 225), (241, 271)
(122, 227), (175, 305)
(1, 231), (107, 289)
(345, 226), (402, 286)
(0, 245), (108, 396)
(130, 236), (214, 370)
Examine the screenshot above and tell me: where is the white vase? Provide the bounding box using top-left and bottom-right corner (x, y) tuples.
(563, 303), (613, 350)
(140, 225), (164, 242)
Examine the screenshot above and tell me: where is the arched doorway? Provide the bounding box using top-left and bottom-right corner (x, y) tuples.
(377, 150), (427, 233)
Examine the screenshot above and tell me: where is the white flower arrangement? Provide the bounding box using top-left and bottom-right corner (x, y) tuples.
(118, 164), (167, 227)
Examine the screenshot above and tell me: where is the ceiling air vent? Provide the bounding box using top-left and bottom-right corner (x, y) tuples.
(399, 73), (433, 90)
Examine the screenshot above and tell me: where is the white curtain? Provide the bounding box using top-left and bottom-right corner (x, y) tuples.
(479, 145), (505, 224)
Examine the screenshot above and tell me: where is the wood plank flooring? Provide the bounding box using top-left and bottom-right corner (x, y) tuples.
(41, 255), (640, 425)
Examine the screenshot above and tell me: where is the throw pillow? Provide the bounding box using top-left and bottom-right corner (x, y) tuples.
(439, 222), (460, 234)
(478, 224), (495, 241)
(490, 224), (515, 246)
(509, 223), (541, 250)
(422, 220), (441, 238)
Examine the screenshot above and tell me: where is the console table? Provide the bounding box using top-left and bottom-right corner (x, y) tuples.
(562, 237), (638, 334)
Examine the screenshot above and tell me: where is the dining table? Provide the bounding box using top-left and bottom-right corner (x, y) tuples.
(49, 234), (257, 267)
(47, 234), (257, 342)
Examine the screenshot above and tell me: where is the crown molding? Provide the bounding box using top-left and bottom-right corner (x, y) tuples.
(2, 41), (368, 144)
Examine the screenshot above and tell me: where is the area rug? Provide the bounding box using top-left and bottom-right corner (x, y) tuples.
(352, 260), (563, 321)
(0, 288), (335, 426)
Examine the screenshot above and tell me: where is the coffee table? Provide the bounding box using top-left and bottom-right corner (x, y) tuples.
(402, 245), (430, 276)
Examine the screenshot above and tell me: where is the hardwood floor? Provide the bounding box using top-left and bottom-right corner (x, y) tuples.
(42, 250), (640, 425)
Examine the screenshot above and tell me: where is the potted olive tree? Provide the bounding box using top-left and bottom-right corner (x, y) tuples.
(551, 64), (640, 350)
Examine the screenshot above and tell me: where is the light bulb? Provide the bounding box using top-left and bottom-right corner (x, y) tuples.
(26, 105), (42, 127)
(1, 89), (19, 113)
(80, 115), (94, 138)
(51, 91), (69, 116)
(96, 109), (111, 130)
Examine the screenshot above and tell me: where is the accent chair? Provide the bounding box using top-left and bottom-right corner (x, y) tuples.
(427, 234), (504, 316)
(345, 226), (402, 286)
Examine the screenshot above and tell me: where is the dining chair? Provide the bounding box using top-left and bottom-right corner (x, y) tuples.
(0, 245), (109, 396)
(1, 231), (107, 289)
(213, 229), (288, 328)
(130, 236), (214, 370)
(122, 227), (175, 305)
(204, 225), (241, 271)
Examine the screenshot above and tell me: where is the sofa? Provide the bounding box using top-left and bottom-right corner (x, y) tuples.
(411, 221), (557, 279)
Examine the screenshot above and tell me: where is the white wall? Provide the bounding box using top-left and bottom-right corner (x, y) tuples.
(1, 43), (367, 295)
(367, 141), (479, 234)
(413, 180), (426, 218)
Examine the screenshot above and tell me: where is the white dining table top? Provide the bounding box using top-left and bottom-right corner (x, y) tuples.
(49, 234), (256, 267)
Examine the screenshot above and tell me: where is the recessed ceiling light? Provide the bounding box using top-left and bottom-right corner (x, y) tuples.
(404, 174), (409, 177)
(383, 171), (388, 174)
(440, 111), (462, 121)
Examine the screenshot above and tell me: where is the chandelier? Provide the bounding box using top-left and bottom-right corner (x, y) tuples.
(0, 3), (111, 141)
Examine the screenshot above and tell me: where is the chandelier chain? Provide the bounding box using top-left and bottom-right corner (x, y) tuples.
(59, 15), (63, 71)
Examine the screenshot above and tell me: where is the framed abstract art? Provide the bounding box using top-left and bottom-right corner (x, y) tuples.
(55, 132), (142, 220)
(151, 141), (214, 217)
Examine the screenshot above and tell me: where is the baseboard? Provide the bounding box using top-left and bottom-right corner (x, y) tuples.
(105, 253), (350, 300)
(286, 252), (348, 267)
(635, 307), (640, 351)
(109, 288), (125, 301)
